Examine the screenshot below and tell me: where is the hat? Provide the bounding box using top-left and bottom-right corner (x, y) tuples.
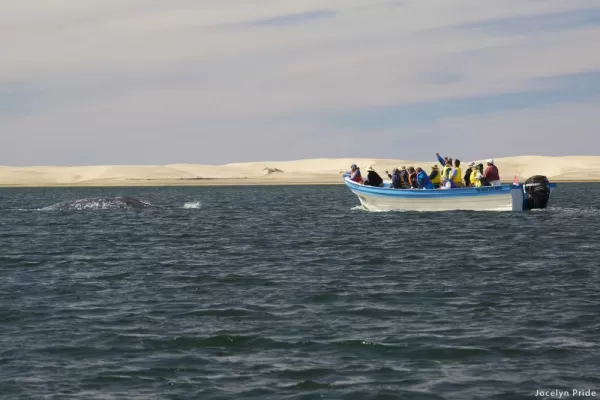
(392, 167), (399, 172)
(401, 166), (406, 169)
(367, 165), (374, 172)
(486, 159), (494, 164)
(432, 165), (439, 169)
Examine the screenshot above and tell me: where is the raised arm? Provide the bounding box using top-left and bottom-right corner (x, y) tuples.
(436, 153), (445, 166)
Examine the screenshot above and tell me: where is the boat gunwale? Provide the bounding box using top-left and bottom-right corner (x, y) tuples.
(343, 177), (518, 198)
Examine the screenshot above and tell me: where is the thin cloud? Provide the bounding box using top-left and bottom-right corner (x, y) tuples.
(238, 10), (337, 27)
(1, 0), (600, 165)
(307, 69), (600, 129)
(451, 7), (600, 35)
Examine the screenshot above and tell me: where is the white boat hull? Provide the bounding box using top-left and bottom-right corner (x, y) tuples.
(344, 177), (556, 212)
(351, 188), (515, 211)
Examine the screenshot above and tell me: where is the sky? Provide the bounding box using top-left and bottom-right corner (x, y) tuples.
(1, 0), (600, 166)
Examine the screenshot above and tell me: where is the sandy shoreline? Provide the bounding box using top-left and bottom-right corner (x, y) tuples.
(0, 178), (597, 188)
(1, 156), (600, 187)
(0, 178), (345, 187)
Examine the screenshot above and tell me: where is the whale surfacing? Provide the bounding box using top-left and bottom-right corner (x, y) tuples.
(42, 197), (151, 211)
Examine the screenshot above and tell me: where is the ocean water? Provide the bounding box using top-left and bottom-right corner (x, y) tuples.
(1, 184), (599, 400)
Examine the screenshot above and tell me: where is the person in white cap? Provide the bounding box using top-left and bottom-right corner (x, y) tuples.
(364, 165), (384, 187)
(484, 159), (501, 186)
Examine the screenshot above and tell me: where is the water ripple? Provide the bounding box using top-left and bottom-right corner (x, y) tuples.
(0, 184), (598, 399)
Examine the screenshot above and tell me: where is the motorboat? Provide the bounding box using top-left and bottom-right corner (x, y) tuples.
(343, 175), (557, 211)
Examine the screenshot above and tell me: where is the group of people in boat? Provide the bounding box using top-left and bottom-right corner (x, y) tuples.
(348, 153), (501, 189)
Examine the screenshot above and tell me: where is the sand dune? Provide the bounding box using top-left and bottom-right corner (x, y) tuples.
(1, 156), (599, 186)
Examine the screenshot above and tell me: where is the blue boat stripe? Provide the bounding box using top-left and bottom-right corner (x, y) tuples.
(344, 178), (515, 198)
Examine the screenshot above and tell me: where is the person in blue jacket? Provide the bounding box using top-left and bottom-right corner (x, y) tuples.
(436, 152), (453, 167)
(415, 167), (434, 189)
(436, 152), (446, 166)
(385, 168), (403, 189)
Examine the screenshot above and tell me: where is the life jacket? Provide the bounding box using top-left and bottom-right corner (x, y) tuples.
(452, 167), (462, 185)
(470, 169), (478, 187)
(474, 171), (483, 187)
(408, 172), (418, 188)
(430, 169), (441, 185)
(350, 170), (362, 183)
(441, 166), (452, 181)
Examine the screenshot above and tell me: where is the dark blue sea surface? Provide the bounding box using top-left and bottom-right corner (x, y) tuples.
(1, 184), (599, 399)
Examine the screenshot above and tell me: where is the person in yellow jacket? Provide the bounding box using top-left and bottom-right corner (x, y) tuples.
(429, 165), (441, 188)
(469, 163), (478, 187)
(441, 159), (453, 184)
(473, 163), (485, 187)
(448, 159), (463, 187)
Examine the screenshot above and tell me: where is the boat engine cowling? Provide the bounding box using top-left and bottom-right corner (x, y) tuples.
(525, 175), (551, 209)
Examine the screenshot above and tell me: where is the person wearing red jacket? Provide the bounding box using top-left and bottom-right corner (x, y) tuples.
(483, 159), (501, 186)
(348, 164), (363, 183)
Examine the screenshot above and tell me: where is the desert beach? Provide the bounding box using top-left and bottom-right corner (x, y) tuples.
(1, 155), (600, 187)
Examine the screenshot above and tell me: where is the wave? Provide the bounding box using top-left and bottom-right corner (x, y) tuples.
(182, 201), (202, 209)
(352, 204), (600, 214)
(350, 205), (400, 213)
(541, 206), (600, 215)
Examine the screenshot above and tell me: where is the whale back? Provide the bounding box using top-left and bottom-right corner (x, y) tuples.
(42, 197), (151, 211)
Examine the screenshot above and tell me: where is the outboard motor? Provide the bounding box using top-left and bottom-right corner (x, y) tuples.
(524, 175), (551, 209)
